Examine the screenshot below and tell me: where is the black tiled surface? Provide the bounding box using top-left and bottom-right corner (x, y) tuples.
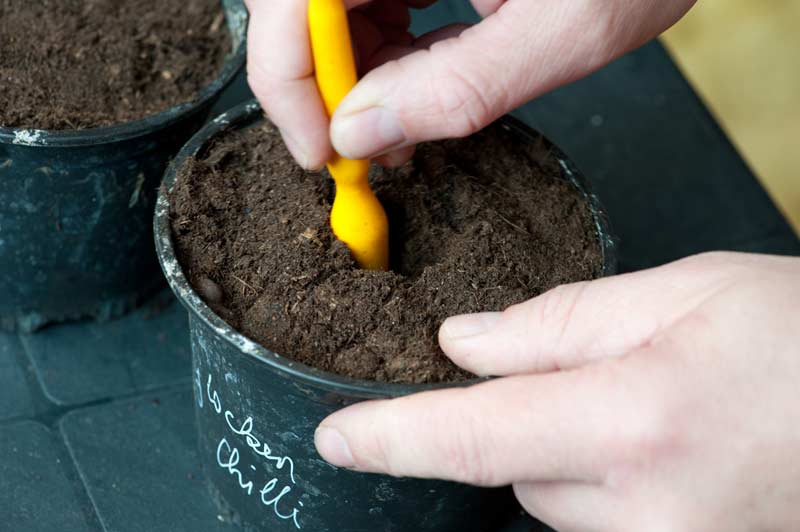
(21, 292), (190, 406)
(60, 388), (235, 532)
(2, 4), (798, 532)
(0, 334), (37, 421)
(0, 421), (98, 532)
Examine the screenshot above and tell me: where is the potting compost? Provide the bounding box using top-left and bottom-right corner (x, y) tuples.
(0, 0), (229, 129)
(170, 120), (603, 384)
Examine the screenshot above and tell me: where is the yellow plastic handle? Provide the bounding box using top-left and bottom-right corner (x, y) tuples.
(308, 0), (389, 271)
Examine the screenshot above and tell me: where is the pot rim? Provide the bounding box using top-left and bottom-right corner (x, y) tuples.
(0, 0), (248, 148)
(154, 99), (618, 398)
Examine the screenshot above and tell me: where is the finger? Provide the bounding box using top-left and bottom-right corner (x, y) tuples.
(403, 0), (437, 7)
(413, 23), (470, 48)
(329, 0), (696, 159)
(356, 0), (411, 29)
(439, 253), (742, 376)
(514, 482), (618, 532)
(349, 11), (385, 74)
(470, 0), (506, 18)
(315, 369), (631, 485)
(362, 43), (415, 73)
(376, 145), (415, 167)
(245, 0), (332, 169)
(350, 13), (414, 75)
(360, 24), (469, 74)
(343, 0), (376, 8)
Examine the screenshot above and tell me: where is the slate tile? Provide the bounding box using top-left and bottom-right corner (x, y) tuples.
(22, 292), (191, 406)
(60, 388), (235, 532)
(0, 421), (98, 532)
(0, 333), (37, 421)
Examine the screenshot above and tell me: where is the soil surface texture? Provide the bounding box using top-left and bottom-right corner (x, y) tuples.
(170, 120), (604, 384)
(0, 0), (229, 130)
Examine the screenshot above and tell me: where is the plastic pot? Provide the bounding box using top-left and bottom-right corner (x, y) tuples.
(155, 99), (617, 532)
(0, 0), (248, 332)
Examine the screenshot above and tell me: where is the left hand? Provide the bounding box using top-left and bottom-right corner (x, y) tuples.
(244, 0), (695, 170)
(314, 251), (800, 532)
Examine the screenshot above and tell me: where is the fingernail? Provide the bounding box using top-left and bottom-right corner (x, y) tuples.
(440, 312), (502, 340)
(314, 426), (355, 468)
(331, 106), (406, 159)
(279, 128), (312, 169)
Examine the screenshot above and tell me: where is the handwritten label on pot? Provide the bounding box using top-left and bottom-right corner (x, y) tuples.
(197, 369), (304, 529)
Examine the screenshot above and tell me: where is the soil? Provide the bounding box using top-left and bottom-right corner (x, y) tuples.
(169, 120), (604, 384)
(0, 0), (230, 130)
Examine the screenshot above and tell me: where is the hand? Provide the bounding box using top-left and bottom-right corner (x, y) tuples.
(244, 0), (696, 170)
(314, 252), (800, 532)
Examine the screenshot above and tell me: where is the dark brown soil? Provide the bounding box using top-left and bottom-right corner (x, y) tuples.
(0, 0), (230, 130)
(169, 120), (604, 384)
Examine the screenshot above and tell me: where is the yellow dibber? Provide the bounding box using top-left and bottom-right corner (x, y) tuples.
(308, 0), (389, 271)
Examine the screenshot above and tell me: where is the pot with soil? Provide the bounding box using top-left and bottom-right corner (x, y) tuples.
(156, 99), (616, 531)
(0, 0), (247, 331)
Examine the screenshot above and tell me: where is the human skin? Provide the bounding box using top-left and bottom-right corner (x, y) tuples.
(244, 0), (696, 169)
(315, 252), (800, 531)
(245, 2), (800, 530)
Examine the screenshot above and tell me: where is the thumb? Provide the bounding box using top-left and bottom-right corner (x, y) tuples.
(330, 0), (694, 159)
(315, 369), (631, 485)
(439, 252), (744, 376)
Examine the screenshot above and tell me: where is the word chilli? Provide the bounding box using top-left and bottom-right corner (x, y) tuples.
(197, 368), (304, 529)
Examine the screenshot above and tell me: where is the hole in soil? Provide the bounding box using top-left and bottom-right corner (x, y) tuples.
(383, 196), (409, 275)
(334, 180), (437, 279)
(382, 195), (448, 279)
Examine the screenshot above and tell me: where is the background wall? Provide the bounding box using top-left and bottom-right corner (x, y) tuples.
(662, 0), (799, 234)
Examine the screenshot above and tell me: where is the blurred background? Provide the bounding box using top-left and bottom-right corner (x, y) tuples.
(662, 0), (799, 234)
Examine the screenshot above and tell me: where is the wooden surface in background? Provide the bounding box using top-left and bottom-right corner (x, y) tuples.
(663, 0), (800, 233)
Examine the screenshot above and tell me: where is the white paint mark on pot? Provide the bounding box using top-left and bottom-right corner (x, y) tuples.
(128, 172), (146, 208)
(202, 371), (305, 529)
(161, 253), (179, 278)
(239, 337), (261, 356)
(227, 6), (248, 49)
(213, 112), (230, 126)
(12, 129), (47, 146)
(590, 114), (604, 127)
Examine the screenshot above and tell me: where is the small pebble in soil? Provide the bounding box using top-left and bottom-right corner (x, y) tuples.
(197, 276), (224, 304)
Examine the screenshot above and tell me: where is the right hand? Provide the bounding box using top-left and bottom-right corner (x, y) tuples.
(244, 0), (696, 169)
(314, 252), (800, 531)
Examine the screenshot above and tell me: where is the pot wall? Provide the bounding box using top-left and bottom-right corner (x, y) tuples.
(0, 0), (247, 332)
(156, 99), (616, 532)
(191, 313), (513, 531)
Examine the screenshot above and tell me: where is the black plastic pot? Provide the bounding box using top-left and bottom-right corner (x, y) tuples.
(0, 0), (247, 332)
(155, 99), (617, 532)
